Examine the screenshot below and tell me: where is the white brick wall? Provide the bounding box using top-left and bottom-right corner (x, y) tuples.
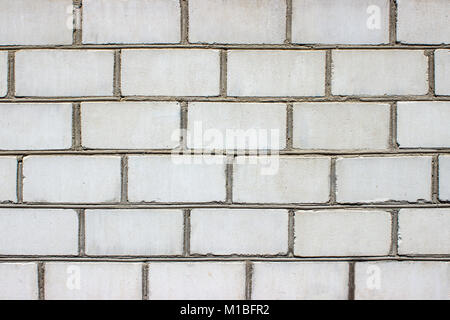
(0, 263), (38, 300)
(0, 209), (78, 255)
(45, 262), (142, 300)
(83, 0), (180, 44)
(128, 155), (226, 202)
(294, 210), (391, 256)
(81, 102), (180, 149)
(336, 156), (432, 203)
(332, 50), (428, 96)
(122, 49), (220, 96)
(293, 103), (391, 150)
(190, 209), (288, 255)
(0, 0), (448, 301)
(148, 262), (246, 300)
(397, 102), (450, 148)
(292, 0), (389, 44)
(252, 262), (349, 300)
(227, 50), (325, 96)
(187, 102), (286, 150)
(23, 156), (121, 203)
(398, 209), (450, 255)
(435, 50), (450, 95)
(0, 103), (72, 150)
(355, 262), (449, 300)
(397, 0), (450, 44)
(189, 0), (285, 44)
(15, 50), (115, 97)
(0, 0), (72, 45)
(233, 156), (330, 203)
(85, 209), (184, 256)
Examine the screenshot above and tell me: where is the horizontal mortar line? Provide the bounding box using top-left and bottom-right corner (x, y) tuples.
(0, 256), (448, 263)
(0, 203), (449, 209)
(0, 44), (449, 50)
(1, 96), (450, 103)
(0, 149), (450, 156)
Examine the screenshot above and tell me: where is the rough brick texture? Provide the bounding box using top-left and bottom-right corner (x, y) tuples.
(0, 0), (448, 301)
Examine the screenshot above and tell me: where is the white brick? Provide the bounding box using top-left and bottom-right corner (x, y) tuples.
(0, 263), (38, 300)
(252, 262), (349, 300)
(440, 156), (450, 201)
(233, 156), (330, 203)
(397, 0), (450, 44)
(122, 49), (220, 96)
(397, 102), (450, 148)
(355, 262), (449, 300)
(0, 51), (7, 97)
(189, 0), (285, 44)
(0, 157), (17, 202)
(332, 50), (428, 96)
(0, 209), (78, 255)
(15, 50), (114, 97)
(336, 156), (432, 203)
(190, 209), (288, 255)
(45, 262), (142, 300)
(292, 0), (389, 44)
(81, 102), (180, 149)
(128, 155), (226, 202)
(398, 209), (450, 255)
(187, 102), (286, 150)
(23, 156), (121, 203)
(85, 209), (183, 256)
(0, 0), (73, 45)
(293, 103), (390, 150)
(0, 103), (72, 150)
(83, 0), (180, 44)
(295, 210), (391, 256)
(148, 262), (245, 300)
(228, 50), (325, 96)
(435, 50), (450, 95)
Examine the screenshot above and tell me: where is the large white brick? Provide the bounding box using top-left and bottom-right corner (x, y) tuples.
(189, 0), (285, 44)
(398, 209), (450, 255)
(332, 50), (428, 96)
(83, 0), (180, 44)
(122, 49), (220, 96)
(355, 262), (449, 300)
(45, 262), (142, 300)
(233, 156), (330, 203)
(397, 102), (450, 148)
(23, 156), (121, 203)
(128, 155), (226, 202)
(0, 51), (7, 97)
(336, 156), (432, 203)
(252, 262), (349, 300)
(0, 209), (78, 255)
(293, 103), (390, 150)
(397, 0), (450, 44)
(190, 209), (288, 255)
(295, 210), (391, 256)
(292, 0), (389, 44)
(228, 50), (325, 96)
(15, 50), (114, 97)
(148, 262), (245, 300)
(81, 102), (180, 149)
(85, 209), (183, 256)
(0, 263), (38, 300)
(0, 0), (73, 45)
(440, 156), (450, 201)
(187, 102), (286, 150)
(0, 157), (17, 202)
(435, 50), (450, 96)
(0, 103), (72, 150)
